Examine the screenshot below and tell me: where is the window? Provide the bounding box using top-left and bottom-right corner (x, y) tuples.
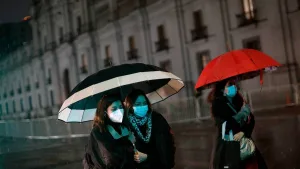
(242, 0), (254, 19)
(13, 100), (16, 113)
(20, 98), (24, 112)
(81, 54), (88, 67)
(44, 36), (47, 48)
(36, 74), (39, 82)
(59, 27), (63, 38)
(159, 60), (172, 72)
(38, 94), (42, 108)
(243, 36), (261, 50)
(28, 96), (33, 110)
(5, 102), (9, 114)
(63, 69), (71, 97)
(193, 10), (203, 29)
(128, 36), (135, 50)
(196, 51), (210, 74)
(77, 16), (82, 32)
(50, 90), (54, 106)
(156, 25), (168, 51)
(48, 68), (52, 82)
(105, 45), (111, 58)
(157, 25), (166, 40)
(0, 104), (2, 115)
(80, 55), (88, 74)
(27, 77), (30, 86)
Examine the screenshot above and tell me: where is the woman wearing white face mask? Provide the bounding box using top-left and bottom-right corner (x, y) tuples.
(83, 94), (136, 169)
(124, 90), (176, 169)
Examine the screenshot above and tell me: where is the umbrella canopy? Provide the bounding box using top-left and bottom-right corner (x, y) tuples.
(58, 63), (184, 122)
(195, 49), (281, 90)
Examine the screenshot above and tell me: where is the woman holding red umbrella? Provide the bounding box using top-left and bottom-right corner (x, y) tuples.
(194, 49), (281, 169)
(207, 78), (267, 169)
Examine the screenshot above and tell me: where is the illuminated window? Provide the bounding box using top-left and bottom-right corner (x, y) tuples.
(128, 36), (135, 50)
(82, 54), (88, 67)
(242, 0), (254, 19)
(196, 51), (210, 74)
(105, 45), (111, 58)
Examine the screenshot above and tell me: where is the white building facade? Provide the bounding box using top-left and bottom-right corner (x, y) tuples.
(0, 0), (300, 120)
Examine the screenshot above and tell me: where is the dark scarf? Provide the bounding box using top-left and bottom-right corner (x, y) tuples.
(128, 112), (152, 143)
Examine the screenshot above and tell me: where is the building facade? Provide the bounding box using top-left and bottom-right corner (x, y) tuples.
(0, 0), (300, 120)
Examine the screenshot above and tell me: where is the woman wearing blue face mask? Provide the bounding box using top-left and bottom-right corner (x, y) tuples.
(83, 94), (136, 169)
(207, 79), (267, 169)
(124, 90), (176, 169)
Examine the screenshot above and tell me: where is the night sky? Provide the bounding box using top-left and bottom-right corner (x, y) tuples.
(0, 0), (31, 23)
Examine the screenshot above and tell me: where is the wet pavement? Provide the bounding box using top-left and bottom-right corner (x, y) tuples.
(1, 106), (300, 169)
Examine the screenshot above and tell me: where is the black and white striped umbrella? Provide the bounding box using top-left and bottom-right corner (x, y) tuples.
(58, 63), (184, 122)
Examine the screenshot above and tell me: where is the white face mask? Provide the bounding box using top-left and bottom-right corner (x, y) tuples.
(108, 109), (124, 123)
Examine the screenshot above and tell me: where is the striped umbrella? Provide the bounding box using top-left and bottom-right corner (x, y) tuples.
(58, 63), (184, 122)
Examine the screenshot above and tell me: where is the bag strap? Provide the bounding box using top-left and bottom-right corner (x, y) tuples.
(227, 102), (237, 114)
(222, 122), (234, 141)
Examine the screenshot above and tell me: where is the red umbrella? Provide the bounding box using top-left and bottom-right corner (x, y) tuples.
(194, 49), (281, 90)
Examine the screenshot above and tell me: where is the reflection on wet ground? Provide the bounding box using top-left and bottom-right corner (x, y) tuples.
(1, 107), (300, 169)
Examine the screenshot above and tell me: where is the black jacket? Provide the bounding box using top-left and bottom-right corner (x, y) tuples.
(210, 96), (267, 169)
(83, 126), (136, 169)
(130, 111), (176, 169)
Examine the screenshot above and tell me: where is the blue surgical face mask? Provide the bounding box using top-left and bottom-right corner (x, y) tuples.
(133, 105), (149, 117)
(225, 85), (237, 98)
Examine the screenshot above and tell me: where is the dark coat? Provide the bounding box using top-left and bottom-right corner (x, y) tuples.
(129, 111), (176, 169)
(210, 96), (268, 169)
(83, 126), (136, 169)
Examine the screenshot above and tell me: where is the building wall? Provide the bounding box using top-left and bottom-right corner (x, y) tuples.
(0, 0), (299, 120)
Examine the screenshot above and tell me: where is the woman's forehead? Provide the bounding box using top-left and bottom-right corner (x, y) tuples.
(135, 95), (146, 102)
(111, 100), (122, 106)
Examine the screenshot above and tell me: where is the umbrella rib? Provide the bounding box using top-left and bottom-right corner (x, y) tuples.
(231, 51), (242, 79)
(81, 85), (95, 122)
(154, 88), (163, 100)
(243, 50), (259, 70)
(144, 70), (163, 101)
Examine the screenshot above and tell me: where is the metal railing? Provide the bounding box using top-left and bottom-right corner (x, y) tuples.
(236, 9), (258, 27)
(155, 39), (169, 52)
(191, 26), (208, 42)
(0, 83), (299, 138)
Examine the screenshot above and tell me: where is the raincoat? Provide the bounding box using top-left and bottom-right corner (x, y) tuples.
(83, 126), (136, 169)
(210, 96), (268, 169)
(127, 111), (176, 169)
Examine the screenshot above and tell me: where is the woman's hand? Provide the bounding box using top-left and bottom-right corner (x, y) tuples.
(134, 151), (148, 163)
(233, 132), (244, 141)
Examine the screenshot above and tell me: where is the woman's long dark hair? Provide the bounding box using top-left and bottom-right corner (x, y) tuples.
(93, 94), (124, 132)
(207, 79), (244, 117)
(124, 89), (152, 115)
